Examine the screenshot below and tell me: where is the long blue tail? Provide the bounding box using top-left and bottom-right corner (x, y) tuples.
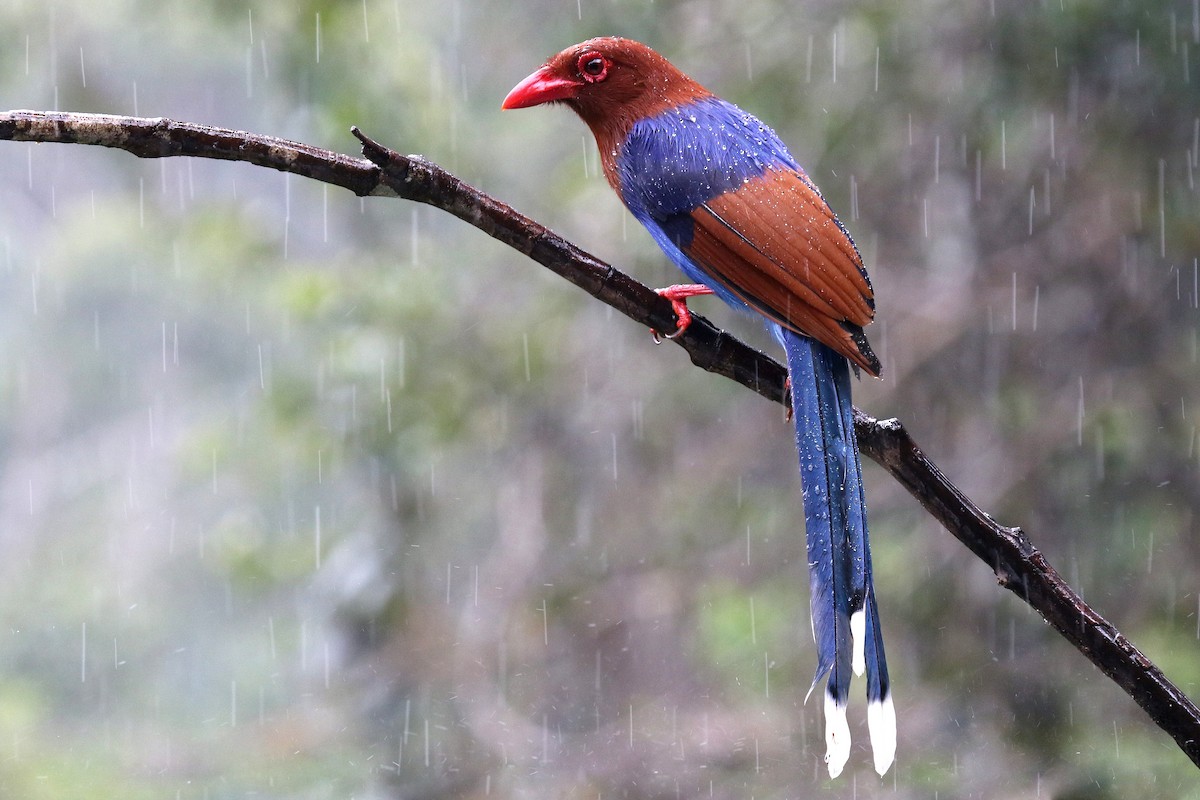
(781, 328), (894, 777)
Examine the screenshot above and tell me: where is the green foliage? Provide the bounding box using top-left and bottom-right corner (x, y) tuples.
(695, 581), (797, 698)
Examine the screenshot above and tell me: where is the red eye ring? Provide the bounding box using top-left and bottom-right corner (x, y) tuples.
(576, 51), (609, 83)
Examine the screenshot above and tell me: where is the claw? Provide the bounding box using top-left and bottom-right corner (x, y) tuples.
(650, 283), (713, 342)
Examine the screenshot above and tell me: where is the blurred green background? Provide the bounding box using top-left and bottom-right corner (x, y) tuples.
(1, 0), (1199, 797)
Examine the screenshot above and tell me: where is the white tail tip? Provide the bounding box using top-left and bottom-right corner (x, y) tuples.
(850, 608), (866, 676)
(823, 691), (851, 778)
(867, 693), (897, 776)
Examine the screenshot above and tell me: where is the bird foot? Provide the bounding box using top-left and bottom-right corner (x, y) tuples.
(651, 284), (714, 343)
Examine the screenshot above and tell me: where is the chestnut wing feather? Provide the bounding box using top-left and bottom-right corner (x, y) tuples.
(683, 168), (880, 375)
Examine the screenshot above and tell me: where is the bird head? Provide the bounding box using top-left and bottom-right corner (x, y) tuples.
(501, 37), (709, 136)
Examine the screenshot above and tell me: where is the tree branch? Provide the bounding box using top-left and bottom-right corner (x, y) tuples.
(3, 109), (1197, 767)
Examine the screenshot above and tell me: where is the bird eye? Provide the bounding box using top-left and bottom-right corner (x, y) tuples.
(576, 51), (609, 83)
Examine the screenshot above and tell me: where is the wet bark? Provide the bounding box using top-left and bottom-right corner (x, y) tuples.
(3, 108), (1197, 768)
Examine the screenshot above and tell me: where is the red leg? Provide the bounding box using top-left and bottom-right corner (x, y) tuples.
(653, 283), (714, 342)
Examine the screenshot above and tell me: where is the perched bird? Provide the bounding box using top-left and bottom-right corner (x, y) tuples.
(503, 37), (894, 777)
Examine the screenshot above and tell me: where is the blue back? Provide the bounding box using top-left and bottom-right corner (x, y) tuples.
(613, 97), (800, 307)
